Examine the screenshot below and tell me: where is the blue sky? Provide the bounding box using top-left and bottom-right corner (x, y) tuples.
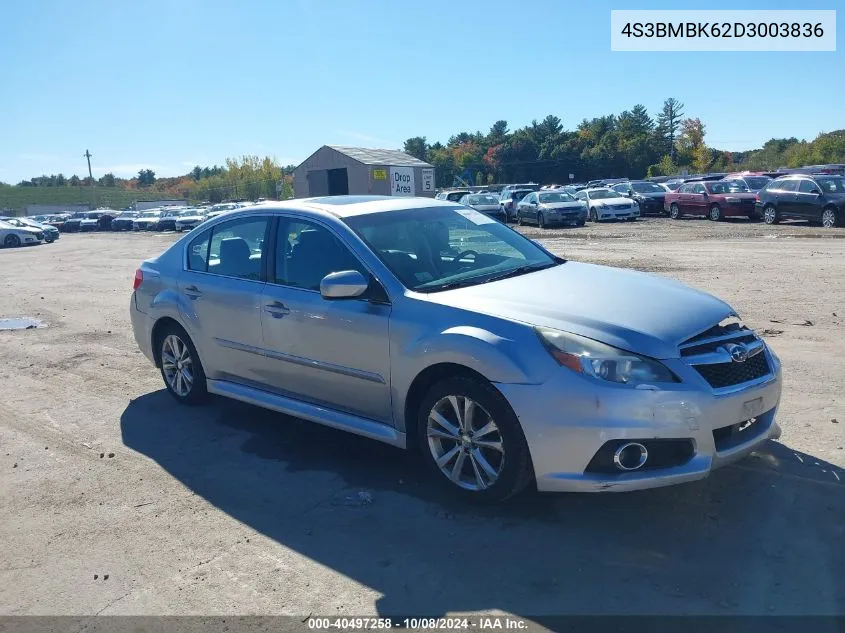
(1, 0), (842, 182)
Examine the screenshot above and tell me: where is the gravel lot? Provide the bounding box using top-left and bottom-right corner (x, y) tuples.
(1, 218), (843, 620)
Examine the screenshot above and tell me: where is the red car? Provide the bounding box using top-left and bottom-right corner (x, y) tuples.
(664, 180), (759, 221)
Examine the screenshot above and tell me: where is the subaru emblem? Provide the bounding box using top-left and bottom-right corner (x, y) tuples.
(725, 343), (749, 363)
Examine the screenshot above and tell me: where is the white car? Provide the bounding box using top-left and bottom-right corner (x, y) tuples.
(174, 208), (208, 232)
(133, 209), (165, 231)
(204, 203), (243, 221)
(0, 220), (44, 247)
(575, 188), (640, 222)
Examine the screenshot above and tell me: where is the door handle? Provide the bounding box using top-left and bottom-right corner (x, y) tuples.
(184, 285), (203, 299)
(264, 301), (290, 318)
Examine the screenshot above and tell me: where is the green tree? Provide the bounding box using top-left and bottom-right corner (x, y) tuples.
(55, 173), (67, 186)
(692, 144), (712, 173)
(137, 169), (156, 186)
(99, 172), (116, 187)
(69, 175), (81, 186)
(655, 98), (684, 160)
(403, 137), (428, 161)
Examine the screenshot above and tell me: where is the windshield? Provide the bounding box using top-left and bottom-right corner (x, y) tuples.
(179, 208), (203, 216)
(816, 176), (845, 193)
(631, 182), (665, 194)
(743, 176), (771, 189)
(446, 192), (468, 201)
(140, 210), (161, 217)
(345, 206), (559, 292)
(467, 195), (499, 205)
(510, 190), (533, 200)
(709, 181), (749, 194)
(539, 192), (575, 203)
(588, 189), (619, 200)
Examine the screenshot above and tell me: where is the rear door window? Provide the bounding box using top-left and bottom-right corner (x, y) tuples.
(205, 217), (269, 280)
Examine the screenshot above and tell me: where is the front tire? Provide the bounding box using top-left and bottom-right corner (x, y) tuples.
(157, 324), (208, 405)
(538, 212), (546, 229)
(516, 212), (523, 226)
(417, 376), (533, 502)
(4, 234), (21, 248)
(709, 204), (722, 221)
(589, 207), (598, 222)
(669, 203), (681, 220)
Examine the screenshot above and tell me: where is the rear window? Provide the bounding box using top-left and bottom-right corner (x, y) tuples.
(744, 176), (771, 189)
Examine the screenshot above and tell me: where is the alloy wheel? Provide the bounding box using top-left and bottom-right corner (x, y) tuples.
(161, 334), (194, 397)
(764, 206), (777, 224)
(822, 208), (836, 228)
(709, 205), (721, 221)
(426, 395), (505, 491)
(669, 204), (680, 219)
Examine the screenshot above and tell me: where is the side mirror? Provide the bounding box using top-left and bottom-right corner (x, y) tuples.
(320, 270), (368, 299)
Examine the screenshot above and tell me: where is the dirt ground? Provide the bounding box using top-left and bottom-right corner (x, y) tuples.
(0, 218), (843, 621)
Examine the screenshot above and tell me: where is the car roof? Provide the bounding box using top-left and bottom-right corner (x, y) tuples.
(223, 195), (461, 219)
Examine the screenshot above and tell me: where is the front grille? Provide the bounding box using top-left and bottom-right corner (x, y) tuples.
(609, 203), (631, 210)
(681, 333), (758, 357)
(694, 352), (770, 389)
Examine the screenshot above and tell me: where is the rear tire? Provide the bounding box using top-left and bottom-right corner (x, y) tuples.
(669, 203), (681, 220)
(538, 212), (546, 229)
(516, 212), (523, 226)
(156, 323), (209, 405)
(763, 205), (779, 225)
(417, 376), (533, 502)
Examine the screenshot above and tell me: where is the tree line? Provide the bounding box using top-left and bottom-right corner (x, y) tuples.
(402, 98), (845, 187)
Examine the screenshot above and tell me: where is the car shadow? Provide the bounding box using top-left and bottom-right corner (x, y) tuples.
(120, 391), (845, 619)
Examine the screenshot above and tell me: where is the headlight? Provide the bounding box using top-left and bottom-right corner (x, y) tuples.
(535, 327), (678, 384)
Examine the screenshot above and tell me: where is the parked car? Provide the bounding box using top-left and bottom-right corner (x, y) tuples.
(662, 180), (685, 191)
(435, 189), (472, 203)
(174, 208), (209, 232)
(111, 211), (140, 231)
(611, 181), (667, 215)
(205, 203), (243, 221)
(498, 188), (535, 222)
(722, 173), (772, 193)
(61, 211), (87, 233)
(80, 212), (106, 232)
(458, 194), (506, 221)
(756, 174), (845, 228)
(131, 195), (783, 501)
(516, 191), (587, 228)
(664, 180), (758, 221)
(0, 219), (44, 247)
(42, 213), (70, 231)
(0, 216), (59, 242)
(155, 208), (188, 232)
(574, 188), (640, 221)
(133, 209), (165, 231)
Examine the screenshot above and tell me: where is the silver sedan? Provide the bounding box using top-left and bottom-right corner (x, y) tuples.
(130, 196), (782, 501)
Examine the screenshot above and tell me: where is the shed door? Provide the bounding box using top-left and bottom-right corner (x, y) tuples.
(327, 168), (349, 195)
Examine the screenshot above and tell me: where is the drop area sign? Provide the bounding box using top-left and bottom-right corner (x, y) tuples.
(390, 166), (415, 196)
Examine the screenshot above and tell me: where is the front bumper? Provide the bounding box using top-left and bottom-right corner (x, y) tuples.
(496, 350), (782, 493)
(544, 212), (585, 224)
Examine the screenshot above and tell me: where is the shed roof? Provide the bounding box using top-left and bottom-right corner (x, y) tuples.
(327, 145), (432, 168)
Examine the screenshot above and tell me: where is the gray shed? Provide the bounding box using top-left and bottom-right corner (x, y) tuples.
(294, 146), (435, 199)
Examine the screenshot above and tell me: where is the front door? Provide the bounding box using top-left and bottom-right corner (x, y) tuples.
(259, 217), (393, 423)
(795, 179), (823, 221)
(179, 215), (271, 384)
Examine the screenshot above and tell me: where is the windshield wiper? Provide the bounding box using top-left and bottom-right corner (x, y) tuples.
(482, 261), (562, 284)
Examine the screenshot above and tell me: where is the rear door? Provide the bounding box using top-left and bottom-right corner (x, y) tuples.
(690, 183), (708, 215)
(775, 179), (800, 218)
(178, 215), (271, 385)
(258, 216), (393, 423)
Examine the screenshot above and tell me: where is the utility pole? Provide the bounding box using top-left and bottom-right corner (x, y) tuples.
(84, 149), (96, 208)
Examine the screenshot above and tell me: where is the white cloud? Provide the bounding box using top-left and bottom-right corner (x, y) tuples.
(335, 130), (400, 148)
(17, 153), (59, 162)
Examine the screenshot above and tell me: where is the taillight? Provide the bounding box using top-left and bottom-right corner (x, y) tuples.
(133, 268), (143, 291)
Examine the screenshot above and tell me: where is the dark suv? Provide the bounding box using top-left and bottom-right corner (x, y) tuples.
(756, 175), (845, 228)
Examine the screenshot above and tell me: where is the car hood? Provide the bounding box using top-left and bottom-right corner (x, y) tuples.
(136, 217), (160, 222)
(12, 226), (42, 235)
(634, 192), (665, 200)
(470, 204), (502, 212)
(177, 215), (205, 221)
(593, 197), (632, 206)
(423, 262), (734, 359)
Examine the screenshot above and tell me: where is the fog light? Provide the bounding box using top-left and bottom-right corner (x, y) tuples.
(613, 442), (648, 471)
